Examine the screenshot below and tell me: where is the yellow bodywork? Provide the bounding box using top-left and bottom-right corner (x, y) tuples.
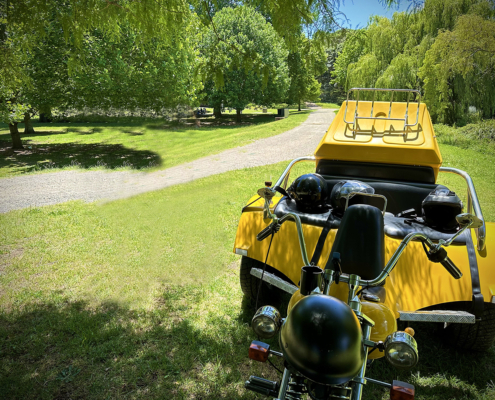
(234, 96), (494, 346)
(234, 197), (495, 315)
(314, 101), (443, 180)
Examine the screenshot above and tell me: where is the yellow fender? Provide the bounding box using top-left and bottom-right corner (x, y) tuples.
(233, 198), (495, 316)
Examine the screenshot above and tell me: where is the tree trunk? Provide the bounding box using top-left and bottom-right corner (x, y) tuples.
(24, 112), (35, 134)
(9, 122), (24, 149)
(298, 100), (301, 112)
(213, 105), (222, 118)
(39, 105), (52, 123)
(236, 108), (242, 123)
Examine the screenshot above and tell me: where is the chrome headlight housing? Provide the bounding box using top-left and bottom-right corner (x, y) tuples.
(251, 306), (282, 339)
(384, 331), (419, 369)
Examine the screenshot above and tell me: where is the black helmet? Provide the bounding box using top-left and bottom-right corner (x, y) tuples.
(422, 188), (463, 231)
(280, 294), (365, 385)
(330, 180), (375, 216)
(287, 174), (329, 211)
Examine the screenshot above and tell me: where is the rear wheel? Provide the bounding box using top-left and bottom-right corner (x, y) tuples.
(443, 306), (495, 351)
(239, 256), (284, 306)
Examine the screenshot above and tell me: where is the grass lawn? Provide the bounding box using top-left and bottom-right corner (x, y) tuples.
(1, 144), (494, 399)
(434, 122), (495, 221)
(0, 110), (311, 178)
(315, 102), (341, 109)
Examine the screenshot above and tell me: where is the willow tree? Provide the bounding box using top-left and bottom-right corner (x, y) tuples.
(419, 14), (495, 123)
(332, 0), (495, 122)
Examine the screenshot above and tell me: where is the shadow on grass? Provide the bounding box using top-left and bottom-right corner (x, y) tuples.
(1, 291), (493, 400)
(0, 140), (162, 174)
(143, 112), (309, 131)
(364, 321), (495, 399)
(0, 297), (264, 399)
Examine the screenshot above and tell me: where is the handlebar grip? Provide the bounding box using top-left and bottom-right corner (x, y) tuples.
(440, 256), (463, 280)
(425, 246), (463, 280)
(257, 222), (279, 241)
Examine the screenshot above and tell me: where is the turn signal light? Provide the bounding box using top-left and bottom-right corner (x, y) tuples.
(390, 380), (415, 400)
(248, 341), (270, 362)
(404, 327), (415, 337)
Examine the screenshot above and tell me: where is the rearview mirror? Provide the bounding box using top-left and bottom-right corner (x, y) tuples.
(456, 213), (483, 229)
(257, 187), (275, 200)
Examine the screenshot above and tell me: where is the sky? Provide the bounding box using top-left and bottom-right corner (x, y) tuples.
(337, 0), (411, 29)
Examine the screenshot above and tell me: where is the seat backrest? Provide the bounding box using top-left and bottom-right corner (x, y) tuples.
(330, 204), (385, 280)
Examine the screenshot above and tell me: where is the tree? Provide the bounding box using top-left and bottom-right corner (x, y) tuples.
(2, 0), (349, 148)
(67, 23), (202, 113)
(1, 3), (202, 149)
(200, 6), (290, 122)
(1, 0), (195, 149)
(286, 36), (327, 110)
(318, 30), (347, 103)
(332, 0), (495, 122)
(419, 13), (495, 123)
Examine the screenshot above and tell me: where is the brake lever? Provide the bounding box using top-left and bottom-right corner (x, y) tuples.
(273, 185), (289, 198)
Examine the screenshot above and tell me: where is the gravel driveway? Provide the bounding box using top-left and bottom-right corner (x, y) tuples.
(0, 108), (335, 213)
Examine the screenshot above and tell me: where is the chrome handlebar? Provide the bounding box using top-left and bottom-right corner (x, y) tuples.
(337, 232), (434, 288)
(260, 191), (479, 289)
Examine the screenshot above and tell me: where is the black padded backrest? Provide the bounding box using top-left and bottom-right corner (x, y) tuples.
(316, 160), (436, 184)
(330, 204), (385, 280)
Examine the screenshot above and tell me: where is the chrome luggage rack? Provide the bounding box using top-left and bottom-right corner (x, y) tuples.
(343, 88), (422, 133)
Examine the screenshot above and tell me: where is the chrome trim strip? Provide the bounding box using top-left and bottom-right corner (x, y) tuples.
(399, 310), (475, 324)
(251, 268), (298, 294)
(439, 167), (486, 252)
(235, 248), (248, 256)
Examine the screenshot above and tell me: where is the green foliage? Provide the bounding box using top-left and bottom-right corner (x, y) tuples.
(286, 35), (327, 109)
(332, 30), (368, 89)
(419, 13), (495, 123)
(0, 92), (30, 126)
(68, 23), (202, 112)
(332, 0), (495, 123)
(318, 30), (347, 103)
(434, 119), (495, 155)
(1, 1), (203, 140)
(200, 6), (290, 116)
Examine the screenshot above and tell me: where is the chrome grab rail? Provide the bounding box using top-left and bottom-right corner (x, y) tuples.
(270, 160), (486, 254)
(439, 167), (486, 252)
(273, 156), (316, 190)
(344, 88), (422, 132)
(344, 192), (388, 216)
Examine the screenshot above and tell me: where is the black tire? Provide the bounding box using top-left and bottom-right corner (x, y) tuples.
(443, 306), (495, 351)
(239, 256), (283, 306)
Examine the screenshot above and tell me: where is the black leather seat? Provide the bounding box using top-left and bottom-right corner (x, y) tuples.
(330, 204), (385, 280)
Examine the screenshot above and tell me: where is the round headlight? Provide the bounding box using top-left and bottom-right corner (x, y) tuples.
(251, 306), (282, 339)
(384, 331), (418, 369)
